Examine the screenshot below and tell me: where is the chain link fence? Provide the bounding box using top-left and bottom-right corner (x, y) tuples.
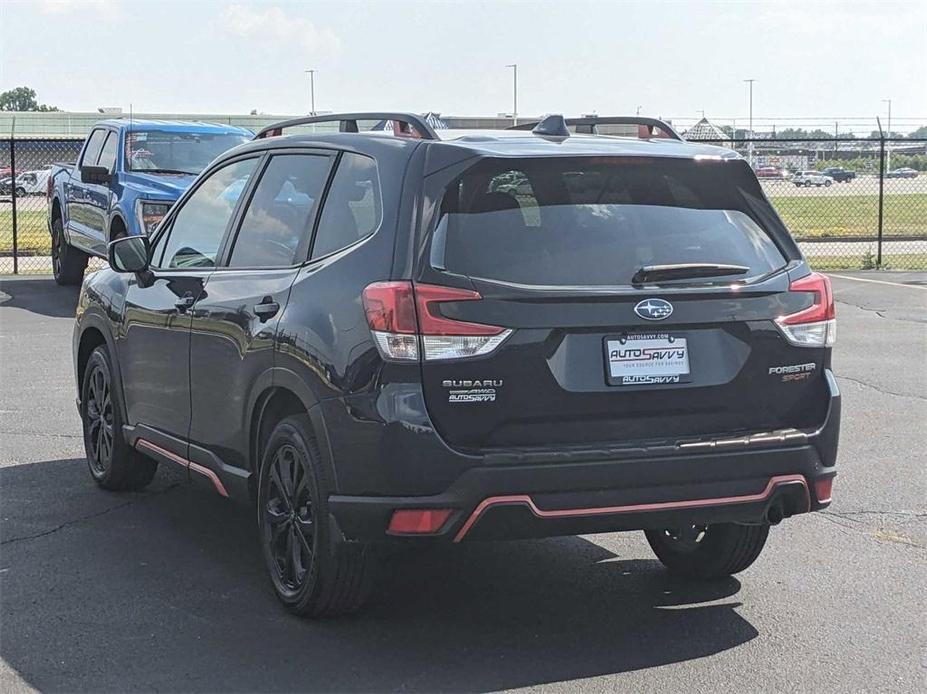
(0, 137), (106, 274)
(697, 136), (927, 270)
(1, 135), (925, 274)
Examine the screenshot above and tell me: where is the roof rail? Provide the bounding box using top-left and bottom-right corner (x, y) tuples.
(254, 112), (439, 140)
(508, 116), (683, 141)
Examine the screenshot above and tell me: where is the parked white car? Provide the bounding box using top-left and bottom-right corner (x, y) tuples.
(792, 170), (834, 187)
(5, 169), (51, 196)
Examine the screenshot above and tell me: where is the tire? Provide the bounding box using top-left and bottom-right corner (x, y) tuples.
(645, 523), (770, 579)
(15, 186), (26, 197)
(824, 180), (832, 187)
(257, 414), (375, 617)
(110, 221), (127, 243)
(81, 345), (158, 491)
(51, 216), (88, 286)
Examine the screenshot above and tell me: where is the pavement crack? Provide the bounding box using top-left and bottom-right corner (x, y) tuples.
(835, 299), (926, 324)
(822, 510), (926, 518)
(1, 482), (182, 546)
(0, 429), (82, 439)
(813, 512), (926, 550)
(835, 374), (926, 401)
(1, 501), (135, 545)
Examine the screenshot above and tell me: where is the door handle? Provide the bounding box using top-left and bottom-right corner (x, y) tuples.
(253, 299), (280, 321)
(174, 294), (195, 312)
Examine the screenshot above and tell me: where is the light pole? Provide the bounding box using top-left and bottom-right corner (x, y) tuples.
(505, 64), (517, 126)
(305, 69), (317, 115)
(882, 98), (892, 170)
(636, 106), (642, 115)
(744, 78), (756, 166)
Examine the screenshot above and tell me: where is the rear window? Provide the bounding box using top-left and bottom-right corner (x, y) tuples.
(431, 157), (787, 287)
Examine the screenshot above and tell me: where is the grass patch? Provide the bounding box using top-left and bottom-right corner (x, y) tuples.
(1, 210), (51, 254)
(3, 194), (925, 257)
(770, 193), (927, 238)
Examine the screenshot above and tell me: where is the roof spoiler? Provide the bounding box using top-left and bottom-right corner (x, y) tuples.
(254, 112), (439, 140)
(508, 115), (683, 141)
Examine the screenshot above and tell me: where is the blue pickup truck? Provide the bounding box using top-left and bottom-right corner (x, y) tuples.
(47, 119), (251, 284)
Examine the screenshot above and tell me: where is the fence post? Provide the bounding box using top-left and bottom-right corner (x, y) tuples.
(877, 134), (885, 268)
(10, 136), (17, 275)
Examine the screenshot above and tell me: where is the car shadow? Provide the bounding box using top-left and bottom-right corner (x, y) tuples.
(0, 277), (80, 319)
(1, 458), (758, 692)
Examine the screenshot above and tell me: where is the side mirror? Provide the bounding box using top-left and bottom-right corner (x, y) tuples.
(108, 235), (150, 273)
(80, 165), (111, 185)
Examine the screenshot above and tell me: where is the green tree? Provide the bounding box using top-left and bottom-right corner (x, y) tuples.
(908, 126), (927, 139)
(775, 128), (834, 140)
(0, 86), (59, 112)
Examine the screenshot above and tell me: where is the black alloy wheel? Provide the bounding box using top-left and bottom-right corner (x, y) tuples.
(51, 222), (61, 277)
(654, 525), (708, 553)
(262, 443), (317, 596)
(80, 345), (157, 490)
(645, 522), (770, 579)
(257, 415), (375, 617)
(84, 359), (114, 477)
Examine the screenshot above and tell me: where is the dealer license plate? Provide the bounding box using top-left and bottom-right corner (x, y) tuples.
(605, 334), (690, 386)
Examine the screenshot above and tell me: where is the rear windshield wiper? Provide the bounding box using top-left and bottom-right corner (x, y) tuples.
(631, 263), (750, 285)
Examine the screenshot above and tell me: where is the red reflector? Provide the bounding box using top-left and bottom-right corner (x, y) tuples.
(387, 509), (453, 535)
(814, 477), (834, 503)
(780, 272), (836, 325)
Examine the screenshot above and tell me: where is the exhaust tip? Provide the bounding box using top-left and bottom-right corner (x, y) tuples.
(766, 504), (784, 525)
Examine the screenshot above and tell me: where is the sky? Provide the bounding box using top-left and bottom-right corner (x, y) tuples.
(1, 0), (925, 129)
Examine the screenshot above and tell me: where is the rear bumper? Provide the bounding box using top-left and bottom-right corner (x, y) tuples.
(328, 370), (840, 544)
(329, 443), (835, 543)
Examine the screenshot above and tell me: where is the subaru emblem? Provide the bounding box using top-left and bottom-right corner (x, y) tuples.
(634, 298), (673, 321)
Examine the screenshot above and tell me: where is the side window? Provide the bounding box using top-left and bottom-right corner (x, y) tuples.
(156, 158), (258, 269)
(97, 132), (118, 173)
(228, 154), (332, 268)
(80, 129), (107, 168)
(311, 152), (382, 259)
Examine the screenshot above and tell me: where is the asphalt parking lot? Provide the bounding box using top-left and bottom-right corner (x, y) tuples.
(1, 273), (925, 693)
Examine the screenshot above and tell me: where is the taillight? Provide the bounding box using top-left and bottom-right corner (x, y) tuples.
(362, 281), (511, 361)
(775, 272), (836, 347)
(362, 281), (419, 361)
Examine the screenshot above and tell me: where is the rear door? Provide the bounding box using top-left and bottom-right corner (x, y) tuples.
(187, 151), (334, 473)
(66, 128), (109, 251)
(417, 156), (829, 452)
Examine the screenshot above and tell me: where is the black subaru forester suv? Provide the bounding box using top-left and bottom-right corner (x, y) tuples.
(73, 113), (839, 617)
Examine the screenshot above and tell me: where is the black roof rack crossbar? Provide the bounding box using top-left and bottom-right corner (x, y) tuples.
(508, 116), (683, 141)
(254, 112), (440, 140)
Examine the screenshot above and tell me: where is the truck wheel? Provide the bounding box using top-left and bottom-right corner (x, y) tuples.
(15, 186), (26, 197)
(645, 523), (769, 579)
(51, 216), (88, 286)
(257, 414), (376, 617)
(824, 180), (832, 187)
(81, 345), (158, 491)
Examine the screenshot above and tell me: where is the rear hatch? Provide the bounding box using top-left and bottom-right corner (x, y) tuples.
(415, 155), (833, 452)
